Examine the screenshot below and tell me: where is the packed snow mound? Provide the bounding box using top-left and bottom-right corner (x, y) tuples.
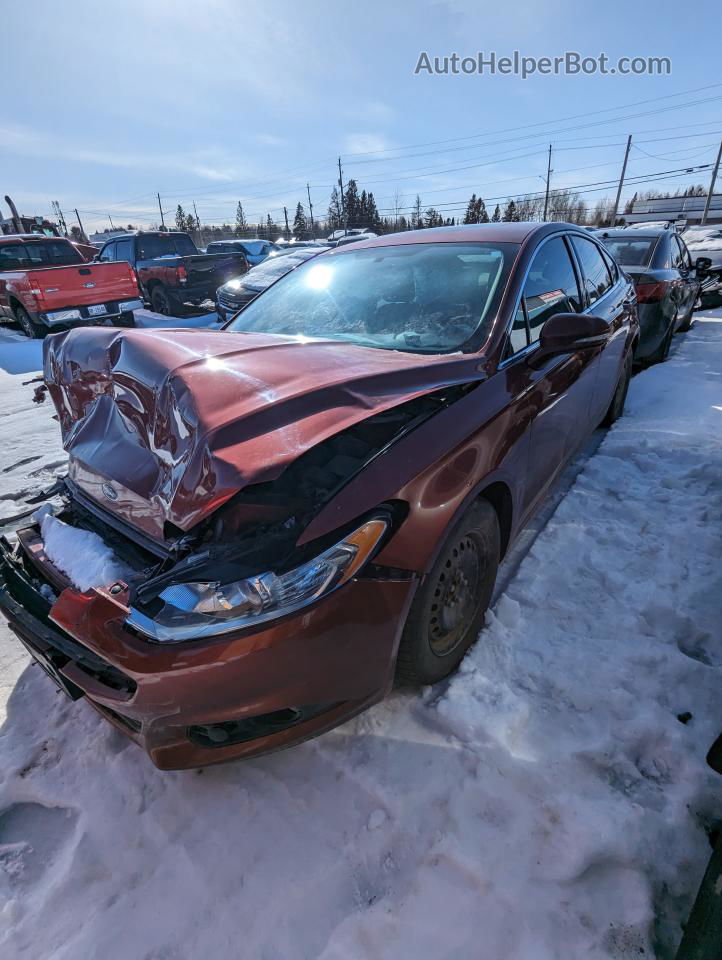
(0, 313), (720, 959)
(39, 513), (132, 592)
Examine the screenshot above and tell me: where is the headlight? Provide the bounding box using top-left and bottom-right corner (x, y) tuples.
(126, 517), (388, 643)
(223, 278), (243, 292)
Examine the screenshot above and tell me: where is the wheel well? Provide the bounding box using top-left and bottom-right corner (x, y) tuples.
(478, 481), (513, 560)
(8, 296), (24, 315)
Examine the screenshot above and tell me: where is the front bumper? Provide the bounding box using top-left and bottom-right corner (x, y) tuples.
(41, 298), (143, 328)
(0, 530), (416, 769)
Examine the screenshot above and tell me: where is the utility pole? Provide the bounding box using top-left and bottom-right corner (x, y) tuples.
(193, 201), (204, 246)
(701, 140), (722, 225)
(542, 144), (553, 221)
(306, 183), (315, 239)
(611, 134), (633, 227)
(338, 157), (347, 235)
(157, 193), (165, 230)
(74, 208), (88, 242)
(52, 201), (68, 236)
(108, 214), (116, 231)
(283, 205), (290, 240)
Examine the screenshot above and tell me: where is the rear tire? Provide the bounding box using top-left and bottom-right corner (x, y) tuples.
(647, 319), (674, 365)
(676, 304), (694, 333)
(14, 305), (45, 339)
(150, 286), (176, 316)
(395, 500), (500, 686)
(602, 349), (632, 427)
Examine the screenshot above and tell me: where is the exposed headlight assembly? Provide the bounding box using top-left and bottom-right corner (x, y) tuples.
(127, 518), (388, 643)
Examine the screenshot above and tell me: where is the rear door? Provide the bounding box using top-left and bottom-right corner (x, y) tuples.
(672, 233), (698, 319)
(569, 234), (630, 426)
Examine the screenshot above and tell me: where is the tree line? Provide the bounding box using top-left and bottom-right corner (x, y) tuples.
(132, 177), (712, 244)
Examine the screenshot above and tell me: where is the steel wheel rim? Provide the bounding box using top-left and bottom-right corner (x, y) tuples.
(428, 534), (482, 657)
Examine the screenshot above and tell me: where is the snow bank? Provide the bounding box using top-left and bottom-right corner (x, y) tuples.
(39, 512), (132, 592)
(132, 308), (223, 329)
(0, 314), (720, 959)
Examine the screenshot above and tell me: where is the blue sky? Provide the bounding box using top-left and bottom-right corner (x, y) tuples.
(3, 0), (721, 233)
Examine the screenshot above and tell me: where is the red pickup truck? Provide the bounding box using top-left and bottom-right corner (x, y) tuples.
(0, 234), (142, 338)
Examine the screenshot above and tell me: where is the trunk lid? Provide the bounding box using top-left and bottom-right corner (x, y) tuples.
(31, 262), (137, 312)
(44, 327), (481, 542)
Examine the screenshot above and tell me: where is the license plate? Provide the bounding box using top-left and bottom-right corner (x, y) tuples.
(88, 304), (106, 317)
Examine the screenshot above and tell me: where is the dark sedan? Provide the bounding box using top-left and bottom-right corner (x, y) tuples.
(597, 227), (706, 364)
(0, 222), (638, 768)
(216, 246), (321, 321)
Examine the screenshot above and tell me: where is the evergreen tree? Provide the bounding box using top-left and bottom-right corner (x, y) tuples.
(411, 195), (423, 229)
(479, 200), (489, 223)
(186, 212), (198, 234)
(366, 192), (382, 232)
(265, 214), (277, 239)
(293, 202), (308, 239)
(175, 204), (187, 231)
(235, 202), (248, 237)
(424, 207), (443, 228)
(344, 179), (360, 228)
(502, 200), (519, 222)
(463, 194), (479, 224)
(327, 187), (342, 232)
(491, 204), (501, 222)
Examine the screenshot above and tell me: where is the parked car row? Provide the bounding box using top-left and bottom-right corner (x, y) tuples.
(2, 220), (667, 770)
(595, 224), (709, 365)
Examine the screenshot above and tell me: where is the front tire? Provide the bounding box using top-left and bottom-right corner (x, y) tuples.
(395, 499), (500, 686)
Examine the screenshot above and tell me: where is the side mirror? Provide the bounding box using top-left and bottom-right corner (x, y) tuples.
(695, 256), (712, 274)
(535, 312), (610, 361)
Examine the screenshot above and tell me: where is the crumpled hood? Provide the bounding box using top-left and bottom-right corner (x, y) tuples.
(44, 327), (480, 541)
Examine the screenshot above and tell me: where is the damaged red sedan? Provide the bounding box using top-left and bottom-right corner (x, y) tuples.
(0, 223), (638, 769)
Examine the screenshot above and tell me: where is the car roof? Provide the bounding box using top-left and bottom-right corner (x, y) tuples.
(0, 233), (71, 245)
(327, 221), (580, 254)
(597, 229), (667, 240)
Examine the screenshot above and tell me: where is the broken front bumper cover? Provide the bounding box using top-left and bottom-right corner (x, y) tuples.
(0, 530), (416, 769)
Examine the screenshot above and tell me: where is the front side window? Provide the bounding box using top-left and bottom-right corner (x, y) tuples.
(115, 239), (134, 263)
(521, 236), (582, 343)
(227, 241), (519, 355)
(99, 243), (117, 261)
(570, 236), (613, 305)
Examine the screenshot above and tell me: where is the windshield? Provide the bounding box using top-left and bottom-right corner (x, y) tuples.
(599, 237), (656, 267)
(238, 252), (316, 288)
(226, 241), (518, 354)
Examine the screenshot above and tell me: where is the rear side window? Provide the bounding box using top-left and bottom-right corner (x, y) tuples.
(570, 236), (613, 305)
(136, 234), (196, 258)
(520, 236), (583, 345)
(21, 240), (84, 267)
(0, 244), (31, 270)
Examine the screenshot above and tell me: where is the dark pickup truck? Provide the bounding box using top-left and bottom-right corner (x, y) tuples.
(97, 231), (248, 316)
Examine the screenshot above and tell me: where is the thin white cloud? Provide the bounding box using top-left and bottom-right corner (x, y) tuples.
(343, 133), (395, 156)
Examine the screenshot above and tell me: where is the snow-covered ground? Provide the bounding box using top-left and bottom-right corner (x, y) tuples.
(0, 315), (721, 959)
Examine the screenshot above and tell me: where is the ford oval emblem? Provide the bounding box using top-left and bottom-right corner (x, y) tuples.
(83, 281), (96, 288)
(101, 482), (118, 502)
